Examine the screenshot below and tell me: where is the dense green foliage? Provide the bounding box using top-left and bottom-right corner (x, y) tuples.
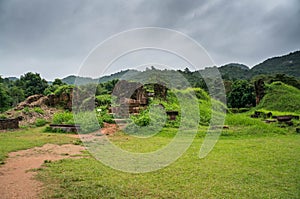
(0, 73), (66, 112)
(44, 78), (67, 95)
(227, 80), (256, 108)
(16, 72), (48, 97)
(52, 112), (75, 125)
(35, 118), (47, 127)
(0, 83), (12, 112)
(252, 73), (300, 89)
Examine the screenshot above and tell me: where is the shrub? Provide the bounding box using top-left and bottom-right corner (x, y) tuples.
(0, 114), (7, 119)
(54, 85), (74, 96)
(23, 107), (30, 114)
(52, 112), (74, 125)
(74, 111), (101, 133)
(33, 107), (44, 114)
(35, 118), (47, 127)
(95, 95), (112, 106)
(96, 106), (115, 124)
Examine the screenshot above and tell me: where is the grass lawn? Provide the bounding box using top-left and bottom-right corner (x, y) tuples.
(0, 127), (77, 164)
(1, 114), (299, 198)
(37, 123), (300, 198)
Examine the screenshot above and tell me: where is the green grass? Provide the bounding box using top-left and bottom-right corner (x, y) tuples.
(37, 124), (300, 198)
(0, 127), (77, 164)
(257, 82), (300, 114)
(1, 111), (299, 198)
(255, 109), (300, 117)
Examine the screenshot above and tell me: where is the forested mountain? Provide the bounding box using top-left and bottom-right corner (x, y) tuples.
(62, 69), (139, 85)
(61, 51), (300, 84)
(61, 75), (97, 85)
(218, 63), (250, 80)
(251, 51), (300, 78)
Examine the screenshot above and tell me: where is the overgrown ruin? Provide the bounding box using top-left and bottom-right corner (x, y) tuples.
(109, 80), (168, 117)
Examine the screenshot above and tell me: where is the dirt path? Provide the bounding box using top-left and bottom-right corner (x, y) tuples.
(0, 144), (85, 199)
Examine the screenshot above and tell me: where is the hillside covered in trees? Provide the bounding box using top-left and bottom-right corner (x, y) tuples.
(59, 50), (300, 84)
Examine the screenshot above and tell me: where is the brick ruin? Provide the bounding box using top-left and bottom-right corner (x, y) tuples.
(109, 80), (168, 117)
(0, 118), (19, 130)
(254, 79), (265, 105)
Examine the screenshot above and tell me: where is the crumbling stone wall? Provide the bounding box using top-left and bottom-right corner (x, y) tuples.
(112, 80), (147, 104)
(254, 79), (265, 105)
(48, 92), (72, 110)
(0, 119), (19, 130)
(154, 83), (168, 100)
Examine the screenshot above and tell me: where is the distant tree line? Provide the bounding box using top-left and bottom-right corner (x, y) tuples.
(0, 72), (119, 112)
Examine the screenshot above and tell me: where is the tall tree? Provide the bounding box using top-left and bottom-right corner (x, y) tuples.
(9, 86), (25, 106)
(227, 80), (256, 108)
(0, 83), (12, 112)
(17, 72), (48, 97)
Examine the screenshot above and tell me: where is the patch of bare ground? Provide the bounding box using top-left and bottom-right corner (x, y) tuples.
(0, 144), (85, 199)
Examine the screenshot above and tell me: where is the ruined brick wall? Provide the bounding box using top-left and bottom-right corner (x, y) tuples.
(0, 119), (19, 130)
(254, 79), (265, 105)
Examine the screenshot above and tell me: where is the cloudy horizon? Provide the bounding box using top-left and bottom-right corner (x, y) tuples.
(0, 0), (299, 80)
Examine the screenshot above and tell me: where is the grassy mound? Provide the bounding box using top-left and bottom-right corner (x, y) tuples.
(257, 82), (300, 114)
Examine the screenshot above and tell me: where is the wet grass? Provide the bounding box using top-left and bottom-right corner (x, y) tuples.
(37, 120), (300, 198)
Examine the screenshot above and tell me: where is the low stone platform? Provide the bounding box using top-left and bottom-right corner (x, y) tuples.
(49, 124), (81, 133)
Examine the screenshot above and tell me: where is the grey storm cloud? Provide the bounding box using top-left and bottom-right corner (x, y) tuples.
(0, 0), (299, 80)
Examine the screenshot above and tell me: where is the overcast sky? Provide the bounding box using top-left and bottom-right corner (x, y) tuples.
(0, 0), (299, 80)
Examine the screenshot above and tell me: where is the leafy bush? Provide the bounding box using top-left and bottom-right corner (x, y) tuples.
(227, 80), (256, 108)
(54, 85), (74, 96)
(95, 95), (112, 106)
(35, 118), (47, 127)
(95, 105), (115, 124)
(125, 105), (167, 137)
(23, 107), (30, 114)
(33, 107), (44, 114)
(0, 114), (7, 119)
(74, 111), (101, 133)
(52, 112), (74, 125)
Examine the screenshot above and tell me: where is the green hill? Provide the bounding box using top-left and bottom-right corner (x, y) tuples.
(251, 51), (300, 78)
(62, 69), (139, 85)
(203, 51), (300, 80)
(62, 75), (98, 85)
(256, 82), (300, 114)
(218, 63), (250, 80)
(61, 51), (300, 85)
